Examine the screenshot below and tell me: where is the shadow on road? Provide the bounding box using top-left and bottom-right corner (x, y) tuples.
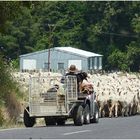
(35, 123), (76, 128)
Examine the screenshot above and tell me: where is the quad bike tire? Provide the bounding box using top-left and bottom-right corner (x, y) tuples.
(83, 104), (90, 124)
(23, 106), (35, 127)
(90, 102), (99, 123)
(73, 105), (84, 126)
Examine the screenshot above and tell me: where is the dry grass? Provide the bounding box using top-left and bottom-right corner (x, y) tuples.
(5, 93), (21, 121)
(0, 108), (4, 126)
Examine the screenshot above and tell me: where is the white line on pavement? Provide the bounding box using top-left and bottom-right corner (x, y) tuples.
(63, 129), (92, 135)
(0, 127), (27, 132)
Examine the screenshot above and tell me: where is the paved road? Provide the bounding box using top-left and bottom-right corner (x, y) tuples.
(0, 115), (140, 139)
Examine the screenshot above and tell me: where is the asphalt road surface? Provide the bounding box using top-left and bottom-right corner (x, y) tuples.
(0, 115), (140, 139)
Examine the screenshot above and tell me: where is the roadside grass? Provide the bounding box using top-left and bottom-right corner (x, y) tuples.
(0, 55), (25, 128)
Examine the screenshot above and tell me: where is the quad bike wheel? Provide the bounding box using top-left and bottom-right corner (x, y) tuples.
(83, 104), (90, 124)
(73, 105), (84, 126)
(23, 106), (36, 127)
(90, 102), (99, 123)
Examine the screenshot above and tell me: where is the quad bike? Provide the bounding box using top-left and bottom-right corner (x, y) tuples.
(23, 75), (99, 127)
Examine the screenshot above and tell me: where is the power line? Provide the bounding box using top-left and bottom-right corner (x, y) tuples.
(98, 31), (139, 38)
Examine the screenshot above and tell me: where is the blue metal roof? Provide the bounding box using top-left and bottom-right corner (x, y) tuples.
(20, 47), (102, 58)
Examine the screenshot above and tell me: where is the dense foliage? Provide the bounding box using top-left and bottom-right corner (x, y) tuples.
(0, 1), (140, 71)
(0, 55), (21, 125)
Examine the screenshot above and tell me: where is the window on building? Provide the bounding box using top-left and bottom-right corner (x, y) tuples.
(97, 57), (100, 69)
(88, 57), (96, 70)
(88, 57), (102, 70)
(94, 57), (97, 69)
(99, 57), (102, 69)
(58, 63), (64, 70)
(44, 62), (49, 70)
(88, 57), (93, 70)
(88, 58), (90, 70)
(92, 57), (95, 69)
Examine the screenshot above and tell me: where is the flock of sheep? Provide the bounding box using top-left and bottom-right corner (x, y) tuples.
(91, 72), (140, 118)
(13, 71), (140, 118)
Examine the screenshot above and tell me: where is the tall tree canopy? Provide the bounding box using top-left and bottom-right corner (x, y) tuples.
(0, 1), (140, 71)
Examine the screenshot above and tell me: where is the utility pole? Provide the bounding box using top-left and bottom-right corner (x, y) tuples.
(47, 24), (56, 73)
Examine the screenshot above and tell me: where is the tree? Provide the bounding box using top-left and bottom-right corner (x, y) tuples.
(127, 42), (140, 72)
(107, 49), (129, 71)
(0, 1), (22, 33)
(0, 1), (140, 72)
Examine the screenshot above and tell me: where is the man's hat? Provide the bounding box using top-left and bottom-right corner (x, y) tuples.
(68, 65), (77, 72)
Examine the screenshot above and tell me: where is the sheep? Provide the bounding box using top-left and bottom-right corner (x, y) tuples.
(13, 71), (140, 118)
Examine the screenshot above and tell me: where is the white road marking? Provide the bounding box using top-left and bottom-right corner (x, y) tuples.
(63, 129), (91, 135)
(0, 127), (27, 132)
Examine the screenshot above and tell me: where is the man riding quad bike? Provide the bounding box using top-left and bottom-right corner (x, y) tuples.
(23, 65), (99, 127)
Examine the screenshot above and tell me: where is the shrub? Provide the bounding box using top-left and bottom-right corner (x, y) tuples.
(0, 54), (22, 126)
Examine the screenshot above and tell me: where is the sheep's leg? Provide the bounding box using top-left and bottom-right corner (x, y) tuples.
(99, 107), (102, 118)
(121, 108), (125, 117)
(109, 104), (114, 118)
(115, 103), (118, 118)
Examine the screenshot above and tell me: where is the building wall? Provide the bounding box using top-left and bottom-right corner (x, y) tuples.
(20, 49), (88, 72)
(20, 50), (48, 71)
(50, 49), (88, 72)
(88, 56), (102, 70)
(20, 49), (102, 72)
